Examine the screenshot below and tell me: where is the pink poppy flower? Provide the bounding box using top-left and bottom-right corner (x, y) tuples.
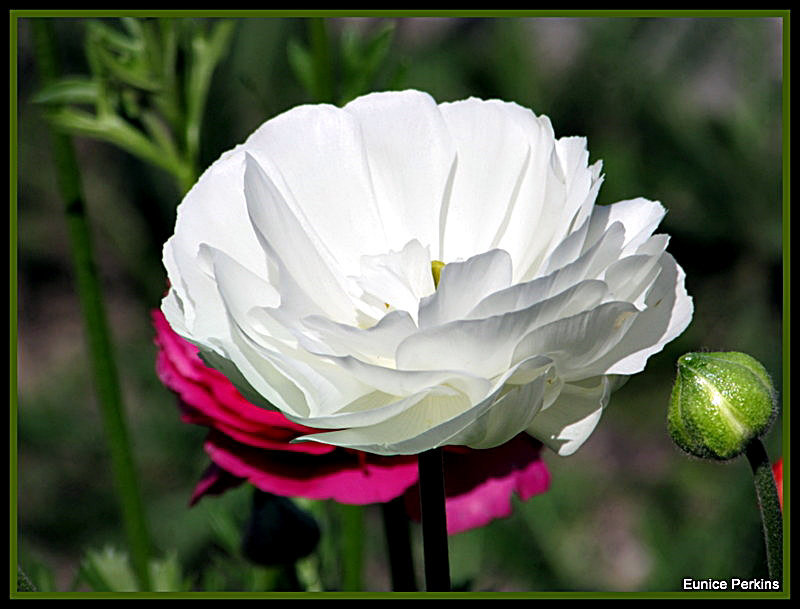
(153, 309), (550, 534)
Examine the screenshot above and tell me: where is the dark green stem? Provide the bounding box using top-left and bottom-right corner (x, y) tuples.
(381, 496), (417, 591)
(31, 19), (152, 591)
(744, 439), (783, 583)
(417, 448), (450, 592)
(339, 504), (364, 591)
(308, 18), (334, 103)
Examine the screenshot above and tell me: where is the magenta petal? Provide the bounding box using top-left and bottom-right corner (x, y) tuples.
(205, 432), (419, 504)
(189, 462), (246, 506)
(443, 476), (516, 534)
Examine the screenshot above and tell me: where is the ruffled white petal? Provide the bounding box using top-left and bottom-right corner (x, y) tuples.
(296, 355), (554, 454)
(354, 239), (435, 322)
(438, 99), (534, 261)
(527, 376), (616, 456)
(590, 253), (693, 376)
(243, 103), (387, 275)
(343, 91), (457, 255)
(418, 248), (513, 329)
(398, 279), (608, 378)
(243, 153), (358, 325)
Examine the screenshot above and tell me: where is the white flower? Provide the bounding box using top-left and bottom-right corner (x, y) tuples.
(161, 90), (693, 457)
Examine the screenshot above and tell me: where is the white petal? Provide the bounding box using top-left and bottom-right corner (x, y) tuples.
(343, 91), (457, 254)
(527, 376), (615, 456)
(204, 245), (280, 340)
(163, 150), (264, 340)
(512, 301), (640, 379)
(509, 136), (604, 282)
(591, 253), (693, 376)
(399, 280), (608, 378)
(296, 355), (554, 454)
(355, 239), (435, 320)
(243, 153), (358, 325)
(295, 385), (474, 455)
(208, 248), (380, 420)
(448, 371), (550, 449)
(542, 219), (625, 279)
(554, 136), (600, 233)
(585, 197), (666, 256)
(418, 248), (513, 329)
(489, 111), (565, 280)
(299, 309), (418, 363)
(289, 389), (435, 430)
(312, 354), (492, 402)
(244, 103), (387, 274)
(438, 99), (533, 260)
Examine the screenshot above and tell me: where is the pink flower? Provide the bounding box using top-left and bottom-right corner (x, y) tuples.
(153, 309), (550, 534)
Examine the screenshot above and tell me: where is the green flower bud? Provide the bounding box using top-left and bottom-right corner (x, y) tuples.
(668, 351), (777, 460)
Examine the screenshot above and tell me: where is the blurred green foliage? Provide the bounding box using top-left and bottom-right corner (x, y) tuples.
(16, 16), (783, 593)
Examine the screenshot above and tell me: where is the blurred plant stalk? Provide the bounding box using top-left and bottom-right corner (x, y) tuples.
(31, 18), (153, 590)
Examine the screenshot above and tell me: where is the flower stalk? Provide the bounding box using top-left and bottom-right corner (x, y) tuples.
(308, 18), (334, 104)
(744, 439), (783, 582)
(417, 448), (450, 591)
(32, 19), (152, 591)
(381, 497), (417, 591)
(338, 504), (364, 591)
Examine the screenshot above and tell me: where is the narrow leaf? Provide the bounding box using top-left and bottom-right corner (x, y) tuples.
(32, 77), (100, 105)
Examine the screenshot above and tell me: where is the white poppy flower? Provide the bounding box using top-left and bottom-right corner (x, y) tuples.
(161, 90), (692, 457)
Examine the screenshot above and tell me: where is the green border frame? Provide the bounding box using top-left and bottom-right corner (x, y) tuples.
(9, 8), (790, 600)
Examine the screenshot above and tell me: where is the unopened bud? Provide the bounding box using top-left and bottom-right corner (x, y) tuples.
(668, 351), (777, 460)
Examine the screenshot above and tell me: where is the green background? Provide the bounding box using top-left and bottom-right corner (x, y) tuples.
(15, 15), (785, 593)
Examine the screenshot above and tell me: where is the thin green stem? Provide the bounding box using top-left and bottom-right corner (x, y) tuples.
(417, 448), (450, 592)
(308, 18), (334, 103)
(744, 438), (783, 583)
(31, 19), (152, 591)
(338, 504), (363, 591)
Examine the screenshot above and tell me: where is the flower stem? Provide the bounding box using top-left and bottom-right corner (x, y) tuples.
(338, 504), (363, 591)
(744, 438), (783, 583)
(308, 18), (334, 104)
(381, 496), (417, 591)
(417, 448), (450, 591)
(31, 19), (152, 591)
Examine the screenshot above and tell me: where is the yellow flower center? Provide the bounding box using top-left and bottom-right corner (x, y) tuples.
(431, 260), (445, 289)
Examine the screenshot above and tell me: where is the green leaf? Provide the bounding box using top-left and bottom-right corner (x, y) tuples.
(79, 547), (138, 592)
(149, 552), (188, 592)
(44, 106), (189, 183)
(78, 548), (187, 592)
(87, 20), (144, 55)
(33, 77), (100, 106)
(94, 43), (161, 92)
